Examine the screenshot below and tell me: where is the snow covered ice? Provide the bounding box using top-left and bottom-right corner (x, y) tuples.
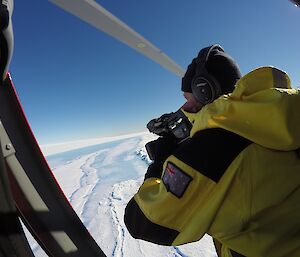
(25, 133), (217, 257)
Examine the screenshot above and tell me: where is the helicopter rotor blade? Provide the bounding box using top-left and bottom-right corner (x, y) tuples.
(49, 0), (185, 77)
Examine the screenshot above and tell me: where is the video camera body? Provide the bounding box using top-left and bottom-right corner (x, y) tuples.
(145, 109), (192, 160)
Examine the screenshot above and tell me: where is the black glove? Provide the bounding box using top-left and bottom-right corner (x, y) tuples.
(152, 134), (178, 163)
(144, 134), (177, 180)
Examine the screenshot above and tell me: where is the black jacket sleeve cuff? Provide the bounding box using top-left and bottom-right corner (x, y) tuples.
(124, 198), (179, 245)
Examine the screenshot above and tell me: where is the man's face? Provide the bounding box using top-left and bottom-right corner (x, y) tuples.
(181, 92), (203, 113)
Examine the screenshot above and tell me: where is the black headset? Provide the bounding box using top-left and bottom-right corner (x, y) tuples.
(191, 44), (224, 105)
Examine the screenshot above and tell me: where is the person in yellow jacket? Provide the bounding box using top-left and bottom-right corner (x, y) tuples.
(124, 44), (300, 257)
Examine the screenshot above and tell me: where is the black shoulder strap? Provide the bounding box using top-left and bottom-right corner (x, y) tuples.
(173, 128), (252, 182)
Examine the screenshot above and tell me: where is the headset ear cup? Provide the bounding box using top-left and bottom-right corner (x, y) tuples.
(190, 44), (224, 105)
(191, 75), (222, 105)
(191, 76), (213, 105)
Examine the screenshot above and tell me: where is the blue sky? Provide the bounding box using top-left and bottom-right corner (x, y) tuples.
(10, 0), (300, 144)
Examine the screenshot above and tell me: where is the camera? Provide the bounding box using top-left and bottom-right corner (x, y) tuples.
(145, 109), (192, 160)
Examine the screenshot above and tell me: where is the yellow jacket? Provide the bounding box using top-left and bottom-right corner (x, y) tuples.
(125, 67), (300, 257)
